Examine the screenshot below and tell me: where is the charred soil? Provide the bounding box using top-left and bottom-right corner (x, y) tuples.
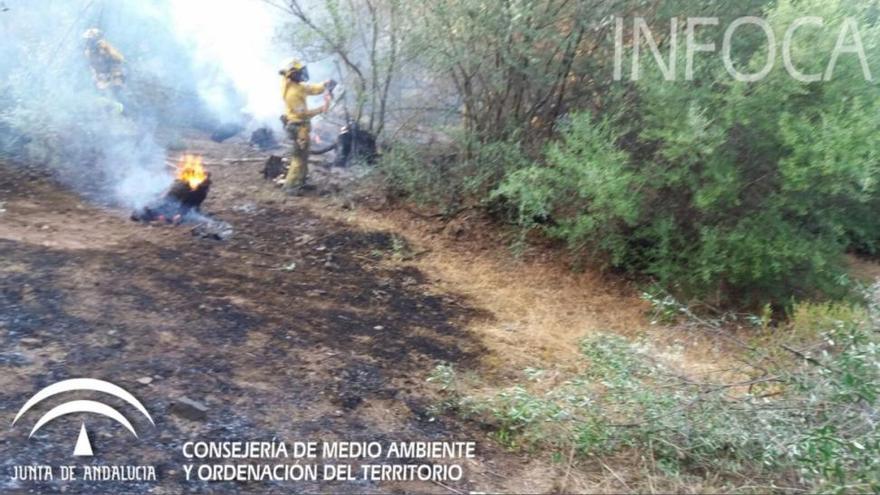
(0, 135), (542, 494)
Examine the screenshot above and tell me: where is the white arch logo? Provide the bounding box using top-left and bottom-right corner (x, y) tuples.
(12, 378), (155, 457)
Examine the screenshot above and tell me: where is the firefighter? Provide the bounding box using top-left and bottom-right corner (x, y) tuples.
(278, 59), (336, 194)
(83, 28), (125, 92)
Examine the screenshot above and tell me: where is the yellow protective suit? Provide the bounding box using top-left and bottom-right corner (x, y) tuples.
(85, 39), (125, 90)
(281, 77), (327, 189)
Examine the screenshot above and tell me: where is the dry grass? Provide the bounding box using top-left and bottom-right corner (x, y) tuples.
(283, 190), (847, 493)
(847, 253), (880, 283)
(313, 201), (642, 373)
(309, 194), (750, 386)
(414, 246), (649, 375)
(302, 186), (880, 493)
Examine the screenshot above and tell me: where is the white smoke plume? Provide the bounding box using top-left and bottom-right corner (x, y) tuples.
(0, 0), (300, 209)
(167, 0), (290, 125)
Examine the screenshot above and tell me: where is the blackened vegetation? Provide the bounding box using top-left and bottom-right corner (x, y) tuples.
(311, 122), (379, 166)
(224, 205), (486, 364)
(130, 175), (211, 223)
(334, 121), (378, 167)
(0, 165), (487, 493)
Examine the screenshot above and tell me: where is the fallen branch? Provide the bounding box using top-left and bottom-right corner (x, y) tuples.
(780, 344), (832, 371)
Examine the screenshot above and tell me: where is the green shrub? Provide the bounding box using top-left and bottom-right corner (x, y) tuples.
(377, 143), (452, 207)
(377, 134), (529, 211)
(495, 0), (880, 306)
(492, 114), (640, 262)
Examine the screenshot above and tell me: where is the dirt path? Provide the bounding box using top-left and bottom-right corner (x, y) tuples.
(0, 134), (567, 494)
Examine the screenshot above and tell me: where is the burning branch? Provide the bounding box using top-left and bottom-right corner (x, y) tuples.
(176, 154), (208, 190)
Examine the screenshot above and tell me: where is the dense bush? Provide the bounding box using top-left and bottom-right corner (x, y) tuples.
(492, 114), (639, 260)
(368, 0), (880, 306)
(495, 0), (880, 305)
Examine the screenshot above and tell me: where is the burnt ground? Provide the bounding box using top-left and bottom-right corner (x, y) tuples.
(0, 134), (529, 494)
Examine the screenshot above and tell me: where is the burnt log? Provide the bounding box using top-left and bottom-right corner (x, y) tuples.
(167, 175), (211, 209)
(261, 155), (286, 180)
(131, 174), (212, 223)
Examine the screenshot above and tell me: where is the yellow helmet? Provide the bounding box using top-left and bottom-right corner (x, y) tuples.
(282, 59), (305, 72)
(280, 58), (309, 81)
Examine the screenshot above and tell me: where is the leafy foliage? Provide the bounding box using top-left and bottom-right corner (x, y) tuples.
(360, 0), (880, 307)
(493, 114), (640, 263)
(378, 134), (529, 210)
(496, 0), (880, 305)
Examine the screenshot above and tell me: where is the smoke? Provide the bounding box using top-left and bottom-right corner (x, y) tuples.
(167, 0), (290, 126)
(166, 0), (336, 127)
(0, 0), (299, 209)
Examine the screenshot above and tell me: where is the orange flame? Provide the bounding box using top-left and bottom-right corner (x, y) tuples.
(176, 154), (207, 190)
